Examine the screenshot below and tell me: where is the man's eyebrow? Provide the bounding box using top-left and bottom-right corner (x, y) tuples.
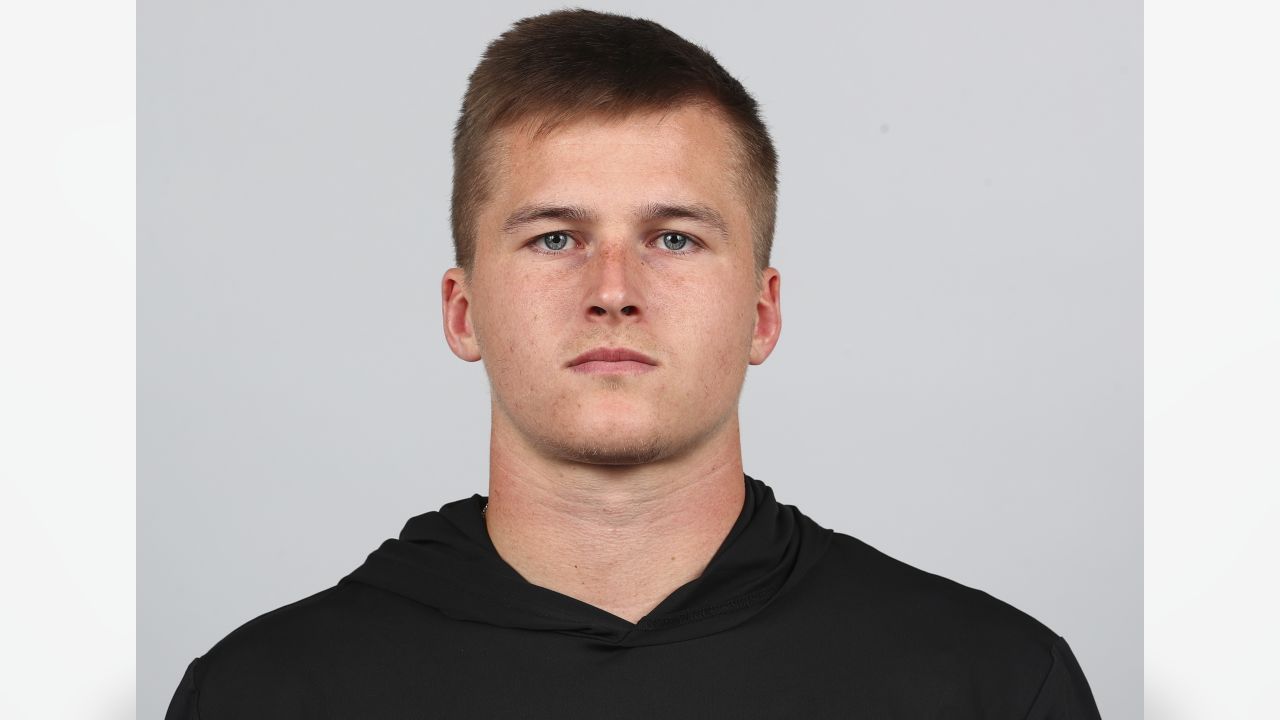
(501, 204), (598, 234)
(500, 202), (731, 240)
(634, 202), (729, 240)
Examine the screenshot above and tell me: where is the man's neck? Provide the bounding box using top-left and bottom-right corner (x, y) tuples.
(483, 415), (747, 624)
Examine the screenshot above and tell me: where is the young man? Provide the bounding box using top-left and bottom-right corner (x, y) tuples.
(167, 10), (1102, 719)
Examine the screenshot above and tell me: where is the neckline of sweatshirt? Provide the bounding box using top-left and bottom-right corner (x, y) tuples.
(340, 474), (834, 648)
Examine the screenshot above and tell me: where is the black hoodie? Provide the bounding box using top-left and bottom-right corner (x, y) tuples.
(165, 475), (1102, 718)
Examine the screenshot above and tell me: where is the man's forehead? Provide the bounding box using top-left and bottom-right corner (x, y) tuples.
(472, 105), (755, 245)
(491, 104), (743, 166)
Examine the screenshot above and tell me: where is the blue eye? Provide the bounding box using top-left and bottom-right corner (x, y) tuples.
(660, 232), (692, 252)
(536, 232), (571, 252)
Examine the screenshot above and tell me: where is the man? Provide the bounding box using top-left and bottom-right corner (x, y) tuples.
(166, 9), (1102, 719)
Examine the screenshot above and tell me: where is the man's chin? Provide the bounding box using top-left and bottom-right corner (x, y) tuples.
(533, 415), (677, 465)
(537, 432), (669, 466)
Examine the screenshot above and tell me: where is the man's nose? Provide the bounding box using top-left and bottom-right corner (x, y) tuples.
(585, 242), (644, 322)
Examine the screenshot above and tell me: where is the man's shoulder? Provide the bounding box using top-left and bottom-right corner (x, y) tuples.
(812, 532), (1062, 656)
(190, 583), (346, 674)
(200, 584), (347, 658)
(174, 580), (431, 718)
(782, 532), (1099, 717)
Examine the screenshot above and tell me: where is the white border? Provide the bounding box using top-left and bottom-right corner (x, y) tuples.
(0, 1), (136, 717)
(1146, 2), (1280, 716)
(4, 0), (1279, 715)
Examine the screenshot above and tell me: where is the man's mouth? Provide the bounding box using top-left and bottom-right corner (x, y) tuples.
(567, 347), (659, 375)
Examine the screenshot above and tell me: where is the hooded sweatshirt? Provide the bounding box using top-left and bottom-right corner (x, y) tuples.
(165, 475), (1102, 719)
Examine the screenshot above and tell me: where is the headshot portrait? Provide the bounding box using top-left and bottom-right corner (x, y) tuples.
(140, 3), (1140, 718)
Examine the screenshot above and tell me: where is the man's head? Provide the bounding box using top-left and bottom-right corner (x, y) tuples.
(442, 9), (783, 466)
(450, 9), (778, 273)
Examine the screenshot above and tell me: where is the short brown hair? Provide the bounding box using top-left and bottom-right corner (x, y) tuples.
(451, 9), (778, 273)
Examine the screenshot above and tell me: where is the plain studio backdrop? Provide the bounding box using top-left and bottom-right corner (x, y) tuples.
(138, 1), (1141, 718)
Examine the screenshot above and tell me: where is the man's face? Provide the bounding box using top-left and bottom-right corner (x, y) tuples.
(442, 104), (781, 465)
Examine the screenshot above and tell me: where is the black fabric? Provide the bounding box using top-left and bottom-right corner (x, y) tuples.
(165, 475), (1102, 719)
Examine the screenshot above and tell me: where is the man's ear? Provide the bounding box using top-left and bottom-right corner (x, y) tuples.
(442, 267), (482, 362)
(749, 267), (782, 365)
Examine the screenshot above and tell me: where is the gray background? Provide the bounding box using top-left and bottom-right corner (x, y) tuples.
(139, 1), (1141, 717)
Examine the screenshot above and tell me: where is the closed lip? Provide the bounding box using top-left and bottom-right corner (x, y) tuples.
(567, 347), (659, 367)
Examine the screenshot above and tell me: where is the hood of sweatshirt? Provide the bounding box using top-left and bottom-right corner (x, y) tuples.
(340, 475), (833, 648)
